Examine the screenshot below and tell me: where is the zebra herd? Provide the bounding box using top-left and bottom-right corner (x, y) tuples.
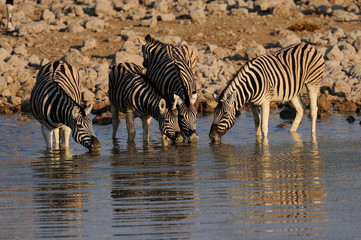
(30, 35), (325, 151)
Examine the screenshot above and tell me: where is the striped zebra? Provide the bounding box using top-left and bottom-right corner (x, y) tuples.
(142, 34), (199, 142)
(30, 60), (101, 150)
(209, 43), (325, 141)
(108, 62), (183, 143)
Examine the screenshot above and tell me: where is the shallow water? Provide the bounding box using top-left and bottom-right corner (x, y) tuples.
(1, 111), (361, 239)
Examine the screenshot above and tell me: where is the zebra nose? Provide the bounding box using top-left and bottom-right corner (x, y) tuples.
(175, 132), (184, 143)
(209, 124), (221, 141)
(90, 136), (101, 150)
(188, 130), (199, 142)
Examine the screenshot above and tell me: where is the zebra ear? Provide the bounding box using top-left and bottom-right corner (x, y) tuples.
(190, 91), (197, 105)
(226, 91), (237, 103)
(213, 93), (220, 102)
(84, 104), (93, 115)
(174, 94), (183, 107)
(159, 99), (167, 114)
(71, 106), (80, 118)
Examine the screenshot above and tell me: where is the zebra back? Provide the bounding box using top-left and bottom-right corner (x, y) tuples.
(220, 43), (325, 109)
(142, 34), (196, 106)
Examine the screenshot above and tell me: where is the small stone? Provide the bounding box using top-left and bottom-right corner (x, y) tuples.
(346, 116), (356, 123)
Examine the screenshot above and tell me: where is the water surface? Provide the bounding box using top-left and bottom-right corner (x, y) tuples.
(1, 112), (361, 239)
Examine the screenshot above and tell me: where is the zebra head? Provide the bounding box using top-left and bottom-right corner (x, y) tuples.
(158, 97), (183, 143)
(176, 92), (199, 142)
(209, 92), (237, 142)
(70, 104), (101, 151)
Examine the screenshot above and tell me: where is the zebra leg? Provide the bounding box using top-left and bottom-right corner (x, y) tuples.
(41, 125), (53, 149)
(290, 95), (305, 133)
(261, 102), (270, 138)
(308, 86), (319, 136)
(250, 104), (261, 137)
(60, 125), (71, 148)
(53, 128), (60, 148)
(111, 105), (120, 139)
(141, 116), (152, 142)
(126, 112), (136, 141)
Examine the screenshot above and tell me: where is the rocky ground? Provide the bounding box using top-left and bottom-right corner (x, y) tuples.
(0, 0), (361, 124)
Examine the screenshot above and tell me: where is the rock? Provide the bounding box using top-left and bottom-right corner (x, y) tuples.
(8, 96), (22, 106)
(318, 94), (333, 112)
(16, 22), (49, 35)
(157, 36), (182, 45)
(67, 22), (85, 33)
(333, 79), (351, 95)
(120, 40), (139, 55)
(41, 9), (56, 23)
(92, 111), (113, 125)
(346, 116), (356, 123)
(82, 89), (96, 104)
(158, 14), (175, 21)
(0, 48), (10, 61)
(280, 107), (296, 120)
(61, 48), (91, 68)
(114, 51), (143, 66)
(245, 44), (267, 59)
(277, 123), (289, 128)
(325, 45), (344, 61)
(0, 77), (7, 92)
(190, 8), (206, 23)
(278, 34), (301, 48)
(84, 17), (106, 32)
(95, 0), (114, 16)
(140, 16), (157, 27)
(334, 100), (358, 112)
(154, 0), (169, 13)
(12, 43), (28, 57)
(82, 38), (97, 51)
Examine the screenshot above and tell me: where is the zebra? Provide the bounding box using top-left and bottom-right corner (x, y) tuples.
(108, 62), (183, 143)
(142, 34), (199, 142)
(30, 60), (101, 151)
(209, 43), (325, 141)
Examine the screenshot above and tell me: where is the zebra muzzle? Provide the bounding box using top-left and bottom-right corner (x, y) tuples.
(209, 124), (221, 142)
(90, 136), (101, 150)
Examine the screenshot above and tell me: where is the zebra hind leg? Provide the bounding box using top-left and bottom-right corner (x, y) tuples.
(260, 102), (270, 139)
(126, 112), (136, 142)
(250, 104), (262, 137)
(141, 116), (152, 142)
(289, 95), (305, 133)
(308, 86), (319, 137)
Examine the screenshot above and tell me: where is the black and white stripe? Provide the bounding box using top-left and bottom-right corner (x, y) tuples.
(30, 60), (100, 150)
(108, 62), (183, 143)
(142, 34), (198, 142)
(210, 43), (325, 141)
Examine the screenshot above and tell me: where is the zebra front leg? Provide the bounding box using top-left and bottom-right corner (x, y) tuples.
(250, 104), (262, 137)
(41, 125), (53, 149)
(141, 116), (152, 142)
(261, 102), (270, 139)
(290, 95), (305, 133)
(53, 128), (60, 149)
(60, 125), (71, 148)
(308, 86), (319, 137)
(111, 105), (120, 139)
(126, 112), (136, 142)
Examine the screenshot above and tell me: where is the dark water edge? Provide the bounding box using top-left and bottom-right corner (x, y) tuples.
(1, 112), (361, 240)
